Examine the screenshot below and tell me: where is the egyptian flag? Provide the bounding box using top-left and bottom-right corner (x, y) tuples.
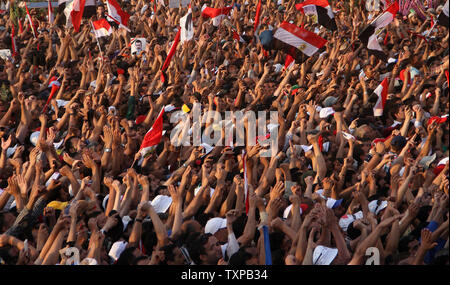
(180, 5), (193, 42)
(106, 0), (130, 28)
(358, 1), (399, 61)
(48, 0), (54, 25)
(43, 76), (61, 113)
(437, 0), (449, 28)
(92, 18), (112, 38)
(11, 23), (17, 57)
(65, 0), (86, 32)
(140, 107), (165, 156)
(373, 77), (389, 116)
(284, 53), (295, 71)
(295, 0), (337, 31)
(232, 29), (245, 43)
(161, 28), (181, 84)
(273, 21), (327, 62)
(254, 0), (262, 33)
(25, 3), (38, 38)
(201, 4), (232, 27)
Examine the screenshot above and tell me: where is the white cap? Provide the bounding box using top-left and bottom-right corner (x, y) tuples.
(368, 200), (388, 215)
(300, 145), (313, 153)
(338, 211), (363, 231)
(313, 245), (338, 265)
(319, 107), (335, 119)
(108, 241), (128, 262)
(326, 198), (343, 209)
(205, 217), (227, 235)
(151, 195), (173, 214)
(30, 131), (40, 146)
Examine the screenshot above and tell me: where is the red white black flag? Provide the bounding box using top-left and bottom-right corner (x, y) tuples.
(161, 29), (181, 83)
(201, 4), (232, 26)
(64, 0), (86, 32)
(92, 18), (113, 38)
(273, 21), (327, 62)
(25, 3), (38, 38)
(358, 1), (399, 62)
(106, 0), (130, 29)
(295, 0), (337, 31)
(140, 108), (165, 156)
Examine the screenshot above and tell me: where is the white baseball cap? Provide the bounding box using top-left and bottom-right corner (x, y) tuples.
(108, 241), (128, 262)
(368, 200), (388, 215)
(319, 107), (335, 119)
(205, 217), (227, 235)
(151, 195), (173, 214)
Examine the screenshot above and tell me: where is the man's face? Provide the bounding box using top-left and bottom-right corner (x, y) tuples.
(136, 42), (142, 51)
(201, 236), (222, 265)
(97, 6), (104, 16)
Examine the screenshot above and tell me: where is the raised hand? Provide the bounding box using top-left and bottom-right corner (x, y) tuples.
(270, 181), (285, 201)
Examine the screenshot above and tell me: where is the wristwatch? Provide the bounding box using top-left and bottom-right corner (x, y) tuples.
(104, 148), (112, 153)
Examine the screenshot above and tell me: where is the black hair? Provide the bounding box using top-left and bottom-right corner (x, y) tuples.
(105, 214), (124, 243)
(398, 234), (417, 253)
(232, 214), (247, 239)
(229, 247), (253, 266)
(159, 243), (179, 265)
(115, 246), (138, 265)
(184, 232), (212, 265)
(141, 221), (157, 256)
(347, 221), (362, 240)
(0, 246), (17, 265)
(131, 255), (149, 265)
(194, 209), (215, 228)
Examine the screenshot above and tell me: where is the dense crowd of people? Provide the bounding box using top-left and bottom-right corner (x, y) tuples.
(0, 0), (448, 266)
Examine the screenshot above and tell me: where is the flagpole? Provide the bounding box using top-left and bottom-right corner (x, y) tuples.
(90, 20), (104, 62)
